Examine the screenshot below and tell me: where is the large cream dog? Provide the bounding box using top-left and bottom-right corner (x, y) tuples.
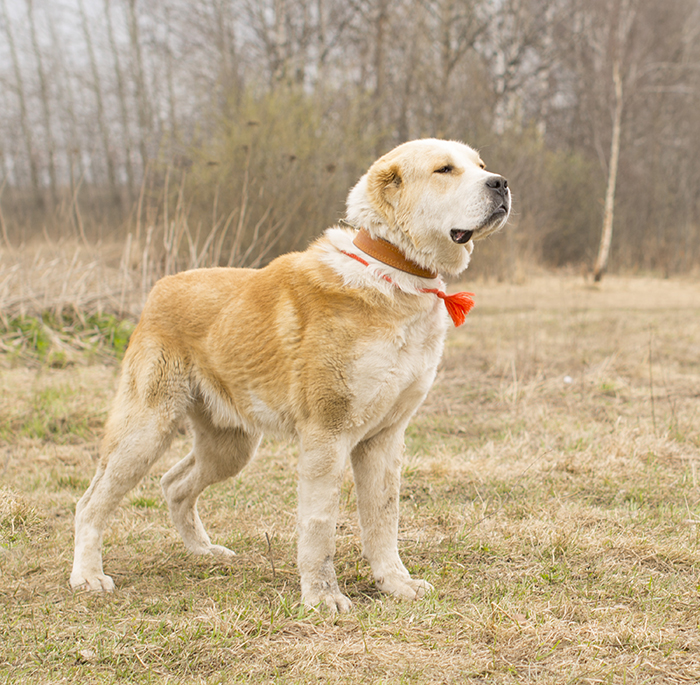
(70, 138), (510, 612)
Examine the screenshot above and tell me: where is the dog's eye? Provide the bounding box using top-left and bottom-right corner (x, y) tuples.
(434, 165), (453, 174)
(479, 161), (486, 170)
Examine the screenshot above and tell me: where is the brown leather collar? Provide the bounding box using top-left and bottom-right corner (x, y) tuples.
(352, 228), (437, 279)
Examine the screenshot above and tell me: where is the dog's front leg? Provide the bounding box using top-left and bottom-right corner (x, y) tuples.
(351, 425), (434, 601)
(296, 439), (352, 613)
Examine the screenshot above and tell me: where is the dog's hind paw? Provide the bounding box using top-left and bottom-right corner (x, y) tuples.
(377, 575), (434, 601)
(184, 541), (237, 561)
(70, 572), (115, 592)
(207, 544), (237, 562)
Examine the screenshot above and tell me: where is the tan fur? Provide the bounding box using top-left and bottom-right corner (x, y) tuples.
(70, 139), (511, 612)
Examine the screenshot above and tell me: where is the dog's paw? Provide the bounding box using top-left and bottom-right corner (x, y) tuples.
(303, 588), (353, 614)
(185, 542), (236, 561)
(207, 544), (237, 562)
(376, 575), (434, 600)
(70, 572), (115, 592)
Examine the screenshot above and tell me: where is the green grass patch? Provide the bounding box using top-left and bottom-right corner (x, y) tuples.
(130, 495), (162, 509)
(1, 312), (135, 366)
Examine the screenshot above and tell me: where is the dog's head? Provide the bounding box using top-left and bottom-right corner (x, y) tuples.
(346, 139), (511, 276)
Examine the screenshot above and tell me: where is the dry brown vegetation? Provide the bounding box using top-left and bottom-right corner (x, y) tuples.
(1, 274), (700, 683)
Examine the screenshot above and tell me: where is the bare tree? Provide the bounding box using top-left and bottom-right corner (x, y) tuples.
(163, 4), (179, 143)
(1, 0), (42, 204)
(431, 0), (488, 137)
(127, 0), (152, 173)
(593, 60), (623, 281)
(482, 0), (559, 132)
(586, 0), (637, 281)
(26, 0), (57, 204)
(45, 6), (84, 191)
(77, 0), (119, 202)
(104, 0), (135, 200)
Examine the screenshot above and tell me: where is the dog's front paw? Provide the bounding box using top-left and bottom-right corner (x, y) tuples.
(376, 575), (434, 600)
(302, 583), (353, 614)
(70, 571), (115, 592)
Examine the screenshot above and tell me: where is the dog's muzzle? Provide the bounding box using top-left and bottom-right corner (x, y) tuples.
(487, 175), (510, 217)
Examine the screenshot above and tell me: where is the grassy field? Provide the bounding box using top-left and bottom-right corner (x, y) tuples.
(1, 274), (700, 684)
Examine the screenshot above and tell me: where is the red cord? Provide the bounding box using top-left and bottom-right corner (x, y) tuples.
(340, 250), (474, 327)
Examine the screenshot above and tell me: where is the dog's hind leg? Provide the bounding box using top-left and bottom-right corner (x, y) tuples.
(70, 353), (187, 592)
(70, 409), (180, 591)
(161, 403), (261, 560)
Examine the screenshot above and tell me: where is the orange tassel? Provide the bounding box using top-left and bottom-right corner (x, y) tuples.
(432, 290), (475, 327)
(418, 288), (475, 326)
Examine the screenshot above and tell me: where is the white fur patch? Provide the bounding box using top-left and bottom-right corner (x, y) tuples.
(248, 392), (292, 436)
(196, 376), (245, 430)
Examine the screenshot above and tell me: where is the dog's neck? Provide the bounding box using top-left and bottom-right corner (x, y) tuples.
(353, 228), (438, 279)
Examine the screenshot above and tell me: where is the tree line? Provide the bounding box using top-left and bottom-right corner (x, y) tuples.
(1, 0), (699, 276)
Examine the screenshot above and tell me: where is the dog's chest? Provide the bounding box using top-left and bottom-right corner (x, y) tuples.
(347, 313), (446, 430)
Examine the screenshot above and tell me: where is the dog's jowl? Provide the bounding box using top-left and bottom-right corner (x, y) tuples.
(70, 138), (511, 612)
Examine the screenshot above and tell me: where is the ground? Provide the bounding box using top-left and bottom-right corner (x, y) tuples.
(1, 275), (700, 684)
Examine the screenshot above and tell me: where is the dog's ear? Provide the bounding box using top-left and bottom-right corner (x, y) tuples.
(366, 160), (403, 217)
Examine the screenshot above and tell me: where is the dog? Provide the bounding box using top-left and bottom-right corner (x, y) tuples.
(70, 138), (510, 612)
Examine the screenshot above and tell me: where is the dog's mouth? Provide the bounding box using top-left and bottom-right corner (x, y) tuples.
(450, 229), (474, 244)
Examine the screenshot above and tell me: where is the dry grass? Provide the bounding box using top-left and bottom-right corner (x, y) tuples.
(1, 274), (700, 684)
(0, 175), (290, 324)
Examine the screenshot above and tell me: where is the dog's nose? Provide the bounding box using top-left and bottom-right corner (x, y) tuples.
(486, 176), (508, 197)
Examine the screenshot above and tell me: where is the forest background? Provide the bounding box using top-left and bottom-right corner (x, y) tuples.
(1, 0), (700, 321)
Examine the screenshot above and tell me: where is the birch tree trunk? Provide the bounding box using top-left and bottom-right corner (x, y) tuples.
(593, 61), (623, 282)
